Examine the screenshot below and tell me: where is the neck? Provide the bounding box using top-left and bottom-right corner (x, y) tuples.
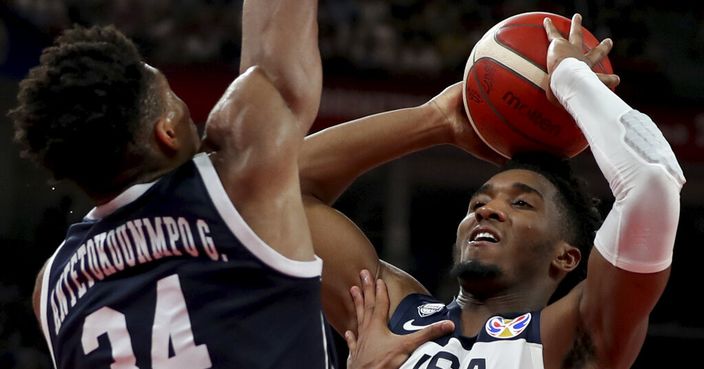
(88, 157), (187, 205)
(455, 285), (548, 337)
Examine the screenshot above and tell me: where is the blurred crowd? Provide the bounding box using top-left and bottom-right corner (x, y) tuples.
(5, 0), (704, 83)
(2, 1), (704, 368)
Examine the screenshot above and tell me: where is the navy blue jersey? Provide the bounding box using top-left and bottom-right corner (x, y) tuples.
(389, 294), (542, 369)
(38, 153), (337, 369)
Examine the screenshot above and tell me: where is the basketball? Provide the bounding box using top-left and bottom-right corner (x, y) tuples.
(462, 12), (613, 159)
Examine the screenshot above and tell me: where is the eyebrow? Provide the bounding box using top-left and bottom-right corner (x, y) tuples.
(512, 182), (544, 199)
(471, 182), (544, 199)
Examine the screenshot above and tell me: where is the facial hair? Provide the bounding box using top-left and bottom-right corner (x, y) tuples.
(449, 260), (502, 281)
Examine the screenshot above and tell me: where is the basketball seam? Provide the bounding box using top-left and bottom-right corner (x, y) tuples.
(474, 31), (547, 90)
(495, 24), (550, 74)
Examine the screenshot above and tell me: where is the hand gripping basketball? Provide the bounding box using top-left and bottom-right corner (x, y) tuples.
(543, 14), (620, 105)
(462, 12), (615, 159)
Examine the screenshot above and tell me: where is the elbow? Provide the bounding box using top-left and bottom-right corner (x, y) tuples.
(633, 145), (686, 192)
(616, 161), (683, 206)
(299, 137), (341, 204)
(632, 164), (683, 203)
(623, 166), (682, 231)
(299, 170), (339, 205)
(247, 59), (322, 126)
(278, 63), (322, 125)
(602, 164), (681, 273)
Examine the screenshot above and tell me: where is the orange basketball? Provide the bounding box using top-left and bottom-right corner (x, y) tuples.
(462, 12), (613, 159)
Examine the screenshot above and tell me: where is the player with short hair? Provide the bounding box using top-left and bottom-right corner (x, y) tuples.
(11, 1), (335, 368)
(304, 14), (684, 369)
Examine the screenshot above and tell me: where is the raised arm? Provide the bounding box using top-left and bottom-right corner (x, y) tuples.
(543, 14), (685, 369)
(240, 0), (322, 124)
(203, 0), (322, 261)
(300, 83), (504, 334)
(301, 84), (503, 204)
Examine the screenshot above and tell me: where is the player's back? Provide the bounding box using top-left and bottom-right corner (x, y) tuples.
(37, 153), (336, 369)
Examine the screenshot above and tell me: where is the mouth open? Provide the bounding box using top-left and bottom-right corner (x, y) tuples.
(468, 228), (501, 245)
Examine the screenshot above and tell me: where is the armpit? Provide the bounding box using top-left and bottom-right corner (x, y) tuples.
(561, 327), (596, 369)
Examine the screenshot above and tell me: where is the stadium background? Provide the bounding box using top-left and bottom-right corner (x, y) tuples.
(1, 1), (703, 368)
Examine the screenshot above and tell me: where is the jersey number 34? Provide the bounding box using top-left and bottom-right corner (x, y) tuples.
(81, 274), (212, 369)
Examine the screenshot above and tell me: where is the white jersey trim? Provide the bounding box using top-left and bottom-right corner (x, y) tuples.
(39, 243), (63, 369)
(320, 312), (331, 369)
(85, 181), (158, 220)
(193, 153), (323, 278)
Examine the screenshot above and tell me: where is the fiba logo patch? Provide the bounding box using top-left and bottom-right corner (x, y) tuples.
(485, 313), (531, 339)
(417, 303), (444, 317)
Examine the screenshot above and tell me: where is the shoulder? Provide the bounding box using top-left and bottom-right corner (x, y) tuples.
(206, 66), (288, 137)
(388, 293), (448, 334)
(379, 260), (430, 317)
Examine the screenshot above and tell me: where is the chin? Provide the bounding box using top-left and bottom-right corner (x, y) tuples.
(450, 260), (502, 281)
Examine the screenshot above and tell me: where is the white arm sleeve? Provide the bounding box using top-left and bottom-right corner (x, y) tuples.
(551, 58), (686, 273)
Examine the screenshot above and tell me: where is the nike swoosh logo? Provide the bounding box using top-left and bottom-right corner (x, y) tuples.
(403, 319), (433, 331)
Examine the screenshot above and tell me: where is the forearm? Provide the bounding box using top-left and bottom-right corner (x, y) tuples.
(300, 103), (452, 204)
(240, 0), (322, 127)
(552, 58), (685, 272)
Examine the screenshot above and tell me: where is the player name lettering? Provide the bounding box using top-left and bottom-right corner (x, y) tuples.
(48, 216), (222, 334)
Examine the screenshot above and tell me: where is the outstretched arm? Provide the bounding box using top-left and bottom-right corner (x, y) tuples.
(301, 84), (504, 204)
(543, 14), (685, 369)
(204, 0), (322, 261)
(301, 83), (504, 335)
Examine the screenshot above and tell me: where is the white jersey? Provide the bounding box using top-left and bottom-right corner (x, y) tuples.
(389, 294), (544, 369)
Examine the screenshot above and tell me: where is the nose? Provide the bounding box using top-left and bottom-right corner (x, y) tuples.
(474, 204), (506, 222)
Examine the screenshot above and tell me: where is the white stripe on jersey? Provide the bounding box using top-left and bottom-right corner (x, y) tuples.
(400, 337), (544, 369)
(193, 153), (323, 278)
(319, 313), (331, 369)
(40, 243), (63, 369)
(85, 181), (158, 220)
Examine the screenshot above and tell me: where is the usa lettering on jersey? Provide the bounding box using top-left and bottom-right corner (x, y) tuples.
(48, 216), (225, 334)
(401, 339), (542, 369)
(401, 339), (488, 369)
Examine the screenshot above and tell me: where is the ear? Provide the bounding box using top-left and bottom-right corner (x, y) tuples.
(551, 241), (581, 273)
(154, 111), (179, 152)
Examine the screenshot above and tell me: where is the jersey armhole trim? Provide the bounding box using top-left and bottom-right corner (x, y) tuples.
(193, 153), (322, 278)
(388, 293), (437, 330)
(39, 243), (62, 369)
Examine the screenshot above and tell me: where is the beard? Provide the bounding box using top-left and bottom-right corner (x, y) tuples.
(449, 260), (502, 281)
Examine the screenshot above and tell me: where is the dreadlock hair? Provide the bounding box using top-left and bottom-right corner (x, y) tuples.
(9, 24), (163, 194)
(499, 151), (603, 302)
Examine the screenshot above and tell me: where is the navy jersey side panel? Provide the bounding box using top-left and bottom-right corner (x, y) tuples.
(389, 294), (468, 348)
(41, 154), (335, 369)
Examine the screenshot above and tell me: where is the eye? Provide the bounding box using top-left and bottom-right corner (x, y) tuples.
(470, 201), (485, 211)
(512, 199), (532, 208)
